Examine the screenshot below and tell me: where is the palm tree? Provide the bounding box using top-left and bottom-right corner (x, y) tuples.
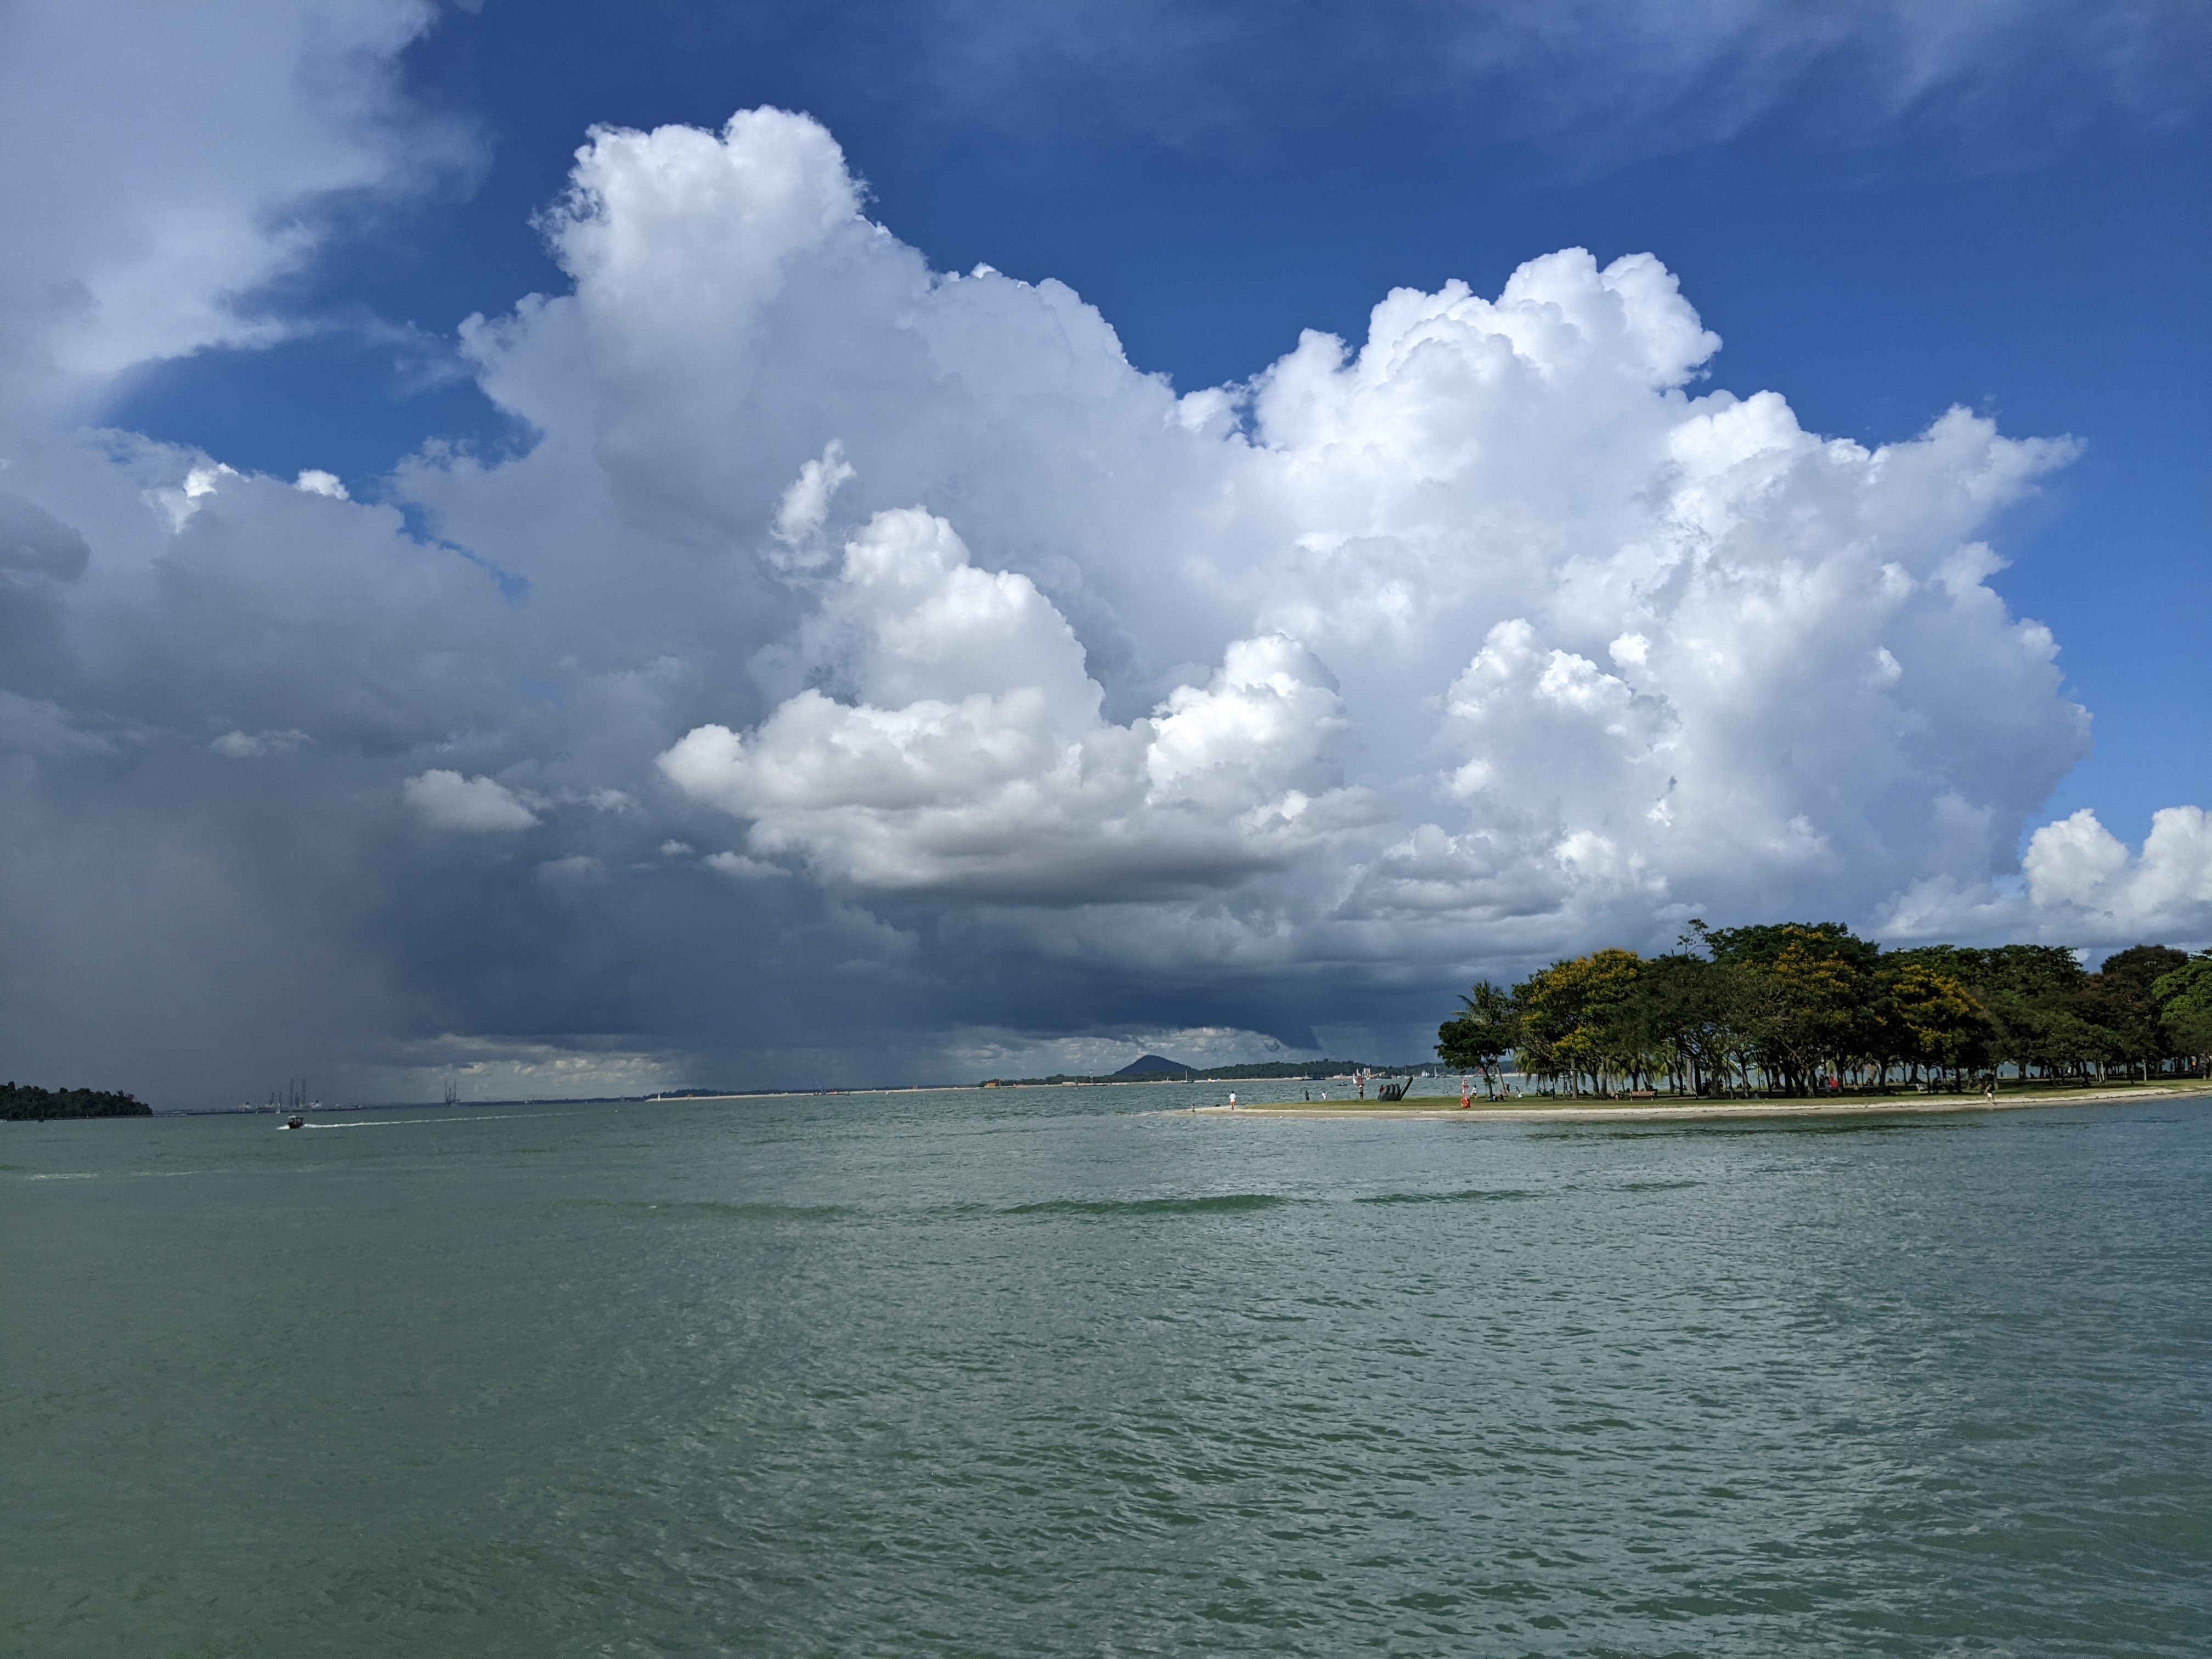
(1437, 980), (1522, 1098)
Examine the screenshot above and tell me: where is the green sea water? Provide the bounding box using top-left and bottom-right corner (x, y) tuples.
(5, 1086), (2209, 1657)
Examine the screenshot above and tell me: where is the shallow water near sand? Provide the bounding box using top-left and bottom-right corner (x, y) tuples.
(6, 1086), (2209, 1657)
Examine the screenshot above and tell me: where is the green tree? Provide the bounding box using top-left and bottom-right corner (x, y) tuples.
(1937, 945), (2096, 1083)
(2153, 952), (2212, 1062)
(1889, 962), (1992, 1085)
(1513, 949), (1643, 1095)
(1437, 980), (1522, 1097)
(1707, 923), (1879, 1093)
(1616, 952), (1741, 1096)
(1433, 926), (2197, 1110)
(2090, 945), (2190, 1081)
(1703, 921), (1882, 975)
(1, 1081), (152, 1120)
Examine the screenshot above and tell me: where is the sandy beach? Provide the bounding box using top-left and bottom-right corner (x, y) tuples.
(1180, 1081), (2212, 1124)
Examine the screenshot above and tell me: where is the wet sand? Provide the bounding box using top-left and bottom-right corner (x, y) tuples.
(1181, 1082), (2212, 1124)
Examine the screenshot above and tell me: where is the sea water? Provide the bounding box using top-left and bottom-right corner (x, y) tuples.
(4, 1087), (2208, 1657)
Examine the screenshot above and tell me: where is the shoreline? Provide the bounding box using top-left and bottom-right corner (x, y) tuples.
(139, 1078), (2212, 1119)
(1175, 1082), (2212, 1125)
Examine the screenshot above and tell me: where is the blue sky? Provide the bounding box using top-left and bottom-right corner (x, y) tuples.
(5, 1), (2208, 1102)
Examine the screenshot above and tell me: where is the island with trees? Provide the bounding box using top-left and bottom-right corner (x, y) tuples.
(1436, 923), (2212, 1099)
(2, 1081), (154, 1120)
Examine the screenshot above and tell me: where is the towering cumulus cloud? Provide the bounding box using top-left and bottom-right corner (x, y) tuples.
(2, 104), (2202, 1101)
(658, 506), (1369, 895)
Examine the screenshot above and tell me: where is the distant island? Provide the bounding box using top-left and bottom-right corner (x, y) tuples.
(3, 1081), (154, 1120)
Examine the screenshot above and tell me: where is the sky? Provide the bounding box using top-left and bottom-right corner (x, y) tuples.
(2, 0), (2207, 1107)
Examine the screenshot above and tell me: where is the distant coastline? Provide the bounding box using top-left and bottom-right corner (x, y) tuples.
(977, 1058), (1423, 1087)
(122, 1075), (2212, 1119)
(155, 1075), (1434, 1114)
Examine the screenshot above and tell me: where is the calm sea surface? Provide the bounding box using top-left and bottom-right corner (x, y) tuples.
(5, 1086), (2209, 1657)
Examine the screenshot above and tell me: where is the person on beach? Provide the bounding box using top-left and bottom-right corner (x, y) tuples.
(1227, 1092), (1236, 1110)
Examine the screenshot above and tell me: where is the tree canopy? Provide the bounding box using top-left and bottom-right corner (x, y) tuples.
(1435, 930), (2211, 1098)
(2, 1081), (153, 1120)
(2154, 955), (2212, 1057)
(1436, 981), (1521, 1094)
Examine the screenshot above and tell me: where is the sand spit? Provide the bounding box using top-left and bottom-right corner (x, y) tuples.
(1177, 1083), (2212, 1125)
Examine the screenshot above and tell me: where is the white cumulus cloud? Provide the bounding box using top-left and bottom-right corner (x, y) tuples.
(2025, 807), (2212, 933)
(659, 505), (1371, 896)
(1880, 807), (2212, 949)
(0, 0), (471, 426)
(403, 770), (540, 833)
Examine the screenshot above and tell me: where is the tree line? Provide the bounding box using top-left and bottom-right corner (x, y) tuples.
(1436, 923), (2212, 1099)
(2, 1081), (154, 1120)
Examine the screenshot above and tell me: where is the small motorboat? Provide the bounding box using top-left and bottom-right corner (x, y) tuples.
(283, 1114), (304, 1130)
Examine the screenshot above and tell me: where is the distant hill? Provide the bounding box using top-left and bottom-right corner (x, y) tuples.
(1113, 1053), (1195, 1077)
(978, 1058), (1434, 1086)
